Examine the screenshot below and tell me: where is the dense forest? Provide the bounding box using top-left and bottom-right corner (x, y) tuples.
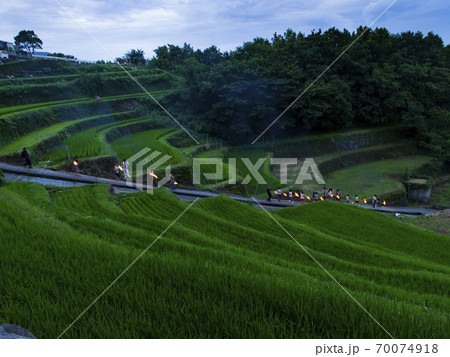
(148, 27), (449, 162)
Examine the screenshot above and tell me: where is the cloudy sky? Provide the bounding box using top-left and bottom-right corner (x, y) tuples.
(1, 0), (448, 61)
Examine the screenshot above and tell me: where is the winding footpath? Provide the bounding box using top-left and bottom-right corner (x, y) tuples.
(0, 162), (437, 215)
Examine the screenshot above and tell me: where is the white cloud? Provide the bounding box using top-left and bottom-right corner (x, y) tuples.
(1, 0), (448, 61)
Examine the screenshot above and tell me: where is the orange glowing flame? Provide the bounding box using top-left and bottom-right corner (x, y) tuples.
(118, 165), (123, 171)
(73, 160), (78, 166)
(283, 193), (287, 197)
(174, 181), (178, 185)
(364, 198), (367, 204)
(294, 192), (299, 197)
(383, 200), (386, 206)
(336, 195), (340, 200)
(149, 171), (158, 178)
(320, 197), (324, 201)
(306, 196), (311, 200)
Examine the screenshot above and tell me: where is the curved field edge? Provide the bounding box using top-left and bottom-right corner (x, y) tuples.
(0, 111), (134, 156)
(0, 91), (171, 118)
(44, 117), (157, 163)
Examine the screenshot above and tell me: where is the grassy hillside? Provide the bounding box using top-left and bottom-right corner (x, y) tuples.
(0, 182), (448, 338)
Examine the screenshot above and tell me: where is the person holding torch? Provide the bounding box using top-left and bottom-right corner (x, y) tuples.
(73, 157), (81, 176)
(288, 189), (294, 203)
(277, 187), (282, 202)
(113, 163), (121, 181)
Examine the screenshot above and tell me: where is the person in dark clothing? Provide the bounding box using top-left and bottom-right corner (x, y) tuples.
(21, 148), (32, 169)
(266, 186), (271, 201)
(169, 173), (176, 190)
(113, 163), (121, 181)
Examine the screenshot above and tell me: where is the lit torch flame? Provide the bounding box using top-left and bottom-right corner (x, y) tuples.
(283, 193), (287, 197)
(294, 192), (299, 197)
(364, 198), (367, 204)
(306, 196), (311, 200)
(118, 165), (123, 171)
(73, 160), (78, 166)
(174, 181), (178, 185)
(320, 197), (324, 201)
(383, 200), (386, 206)
(149, 171), (158, 179)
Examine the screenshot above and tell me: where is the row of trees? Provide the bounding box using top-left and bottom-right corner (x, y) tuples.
(141, 27), (448, 162)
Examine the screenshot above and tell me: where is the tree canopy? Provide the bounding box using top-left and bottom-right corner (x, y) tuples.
(146, 27), (449, 162)
(117, 49), (146, 66)
(14, 30), (43, 54)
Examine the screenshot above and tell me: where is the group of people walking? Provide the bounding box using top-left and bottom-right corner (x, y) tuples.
(266, 185), (381, 207)
(20, 149), (381, 204)
(20, 149), (178, 190)
(77, 158), (175, 189)
(113, 160), (131, 181)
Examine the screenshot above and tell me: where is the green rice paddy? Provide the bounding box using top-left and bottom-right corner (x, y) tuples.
(0, 65), (448, 340)
(0, 182), (448, 338)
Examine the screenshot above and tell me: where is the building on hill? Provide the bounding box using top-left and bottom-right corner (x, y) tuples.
(34, 51), (50, 56)
(0, 40), (30, 62)
(0, 40), (15, 61)
(1, 40), (93, 64)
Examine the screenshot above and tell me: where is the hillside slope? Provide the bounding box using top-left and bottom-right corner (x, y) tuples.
(0, 182), (448, 338)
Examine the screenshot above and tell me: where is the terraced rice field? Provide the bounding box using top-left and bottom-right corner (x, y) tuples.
(296, 156), (433, 198)
(45, 117), (153, 163)
(0, 92), (170, 117)
(0, 112), (131, 156)
(111, 128), (185, 166)
(0, 182), (448, 338)
(0, 63), (447, 340)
